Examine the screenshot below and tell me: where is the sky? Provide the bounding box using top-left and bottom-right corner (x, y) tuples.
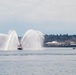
(0, 0), (76, 36)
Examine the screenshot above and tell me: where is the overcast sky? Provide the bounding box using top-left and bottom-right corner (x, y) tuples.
(0, 0), (76, 36)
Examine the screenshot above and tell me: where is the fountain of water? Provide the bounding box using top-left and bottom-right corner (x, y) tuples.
(6, 30), (19, 50)
(0, 34), (8, 50)
(21, 29), (44, 50)
(0, 30), (19, 50)
(0, 29), (44, 50)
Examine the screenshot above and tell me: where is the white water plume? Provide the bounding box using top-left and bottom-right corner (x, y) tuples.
(5, 30), (19, 50)
(0, 29), (44, 50)
(0, 30), (19, 50)
(21, 29), (44, 50)
(0, 34), (8, 50)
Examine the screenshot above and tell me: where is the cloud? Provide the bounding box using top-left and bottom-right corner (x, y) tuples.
(0, 0), (76, 23)
(0, 0), (76, 35)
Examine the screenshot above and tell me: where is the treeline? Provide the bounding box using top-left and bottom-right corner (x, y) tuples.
(44, 34), (76, 43)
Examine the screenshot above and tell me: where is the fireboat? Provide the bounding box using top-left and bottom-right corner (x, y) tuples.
(18, 44), (22, 50)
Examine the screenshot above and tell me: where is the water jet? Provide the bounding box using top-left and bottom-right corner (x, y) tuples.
(21, 29), (44, 50)
(0, 29), (44, 50)
(0, 30), (19, 50)
(0, 34), (8, 50)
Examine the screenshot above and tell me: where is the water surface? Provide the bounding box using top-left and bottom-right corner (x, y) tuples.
(0, 47), (76, 75)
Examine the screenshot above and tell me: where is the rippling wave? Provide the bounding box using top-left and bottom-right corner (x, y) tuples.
(0, 49), (76, 56)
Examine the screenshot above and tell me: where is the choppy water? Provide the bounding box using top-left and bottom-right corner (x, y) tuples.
(0, 47), (76, 75)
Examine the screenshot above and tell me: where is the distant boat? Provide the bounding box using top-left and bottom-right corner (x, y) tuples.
(73, 47), (75, 49)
